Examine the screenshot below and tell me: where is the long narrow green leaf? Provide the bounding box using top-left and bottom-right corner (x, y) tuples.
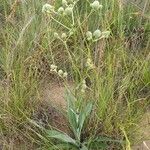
(47, 130), (77, 146)
(78, 103), (93, 134)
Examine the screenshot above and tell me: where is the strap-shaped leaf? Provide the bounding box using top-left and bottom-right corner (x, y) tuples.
(47, 130), (77, 146)
(78, 103), (93, 134)
(65, 89), (76, 109)
(68, 107), (79, 139)
(65, 89), (78, 135)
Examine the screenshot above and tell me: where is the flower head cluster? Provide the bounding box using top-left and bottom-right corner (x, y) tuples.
(57, 0), (74, 16)
(50, 64), (68, 78)
(42, 1), (74, 16)
(90, 1), (103, 11)
(86, 29), (110, 41)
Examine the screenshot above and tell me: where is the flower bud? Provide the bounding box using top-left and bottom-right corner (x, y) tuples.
(93, 29), (101, 39)
(86, 31), (93, 41)
(42, 4), (54, 13)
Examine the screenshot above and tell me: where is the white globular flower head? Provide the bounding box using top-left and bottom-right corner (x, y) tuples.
(101, 31), (111, 38)
(63, 72), (68, 78)
(86, 31), (93, 41)
(50, 64), (57, 70)
(42, 3), (54, 13)
(81, 80), (87, 93)
(82, 83), (87, 90)
(62, 0), (68, 6)
(58, 70), (64, 76)
(90, 1), (103, 10)
(82, 79), (86, 84)
(54, 32), (59, 39)
(68, 0), (74, 4)
(61, 33), (67, 40)
(93, 29), (101, 39)
(57, 7), (64, 14)
(64, 7), (73, 15)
